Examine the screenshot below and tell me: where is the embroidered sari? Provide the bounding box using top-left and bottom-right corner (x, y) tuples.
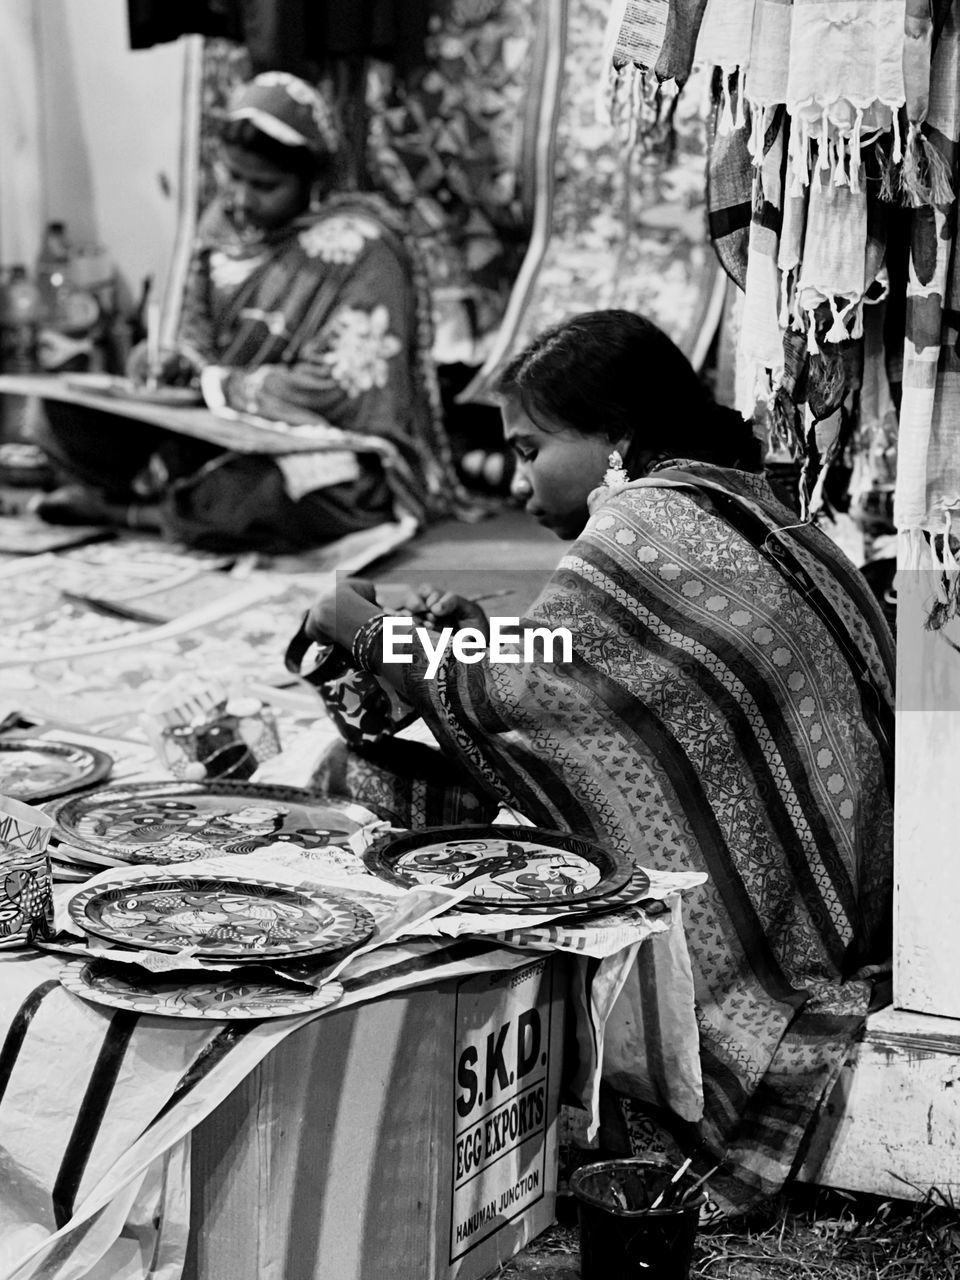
(326, 463), (895, 1210)
(37, 192), (456, 551)
(175, 190), (454, 528)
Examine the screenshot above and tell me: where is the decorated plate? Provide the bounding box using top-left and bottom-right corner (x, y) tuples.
(363, 824), (634, 912)
(66, 373), (202, 407)
(511, 868), (655, 921)
(67, 873), (375, 959)
(46, 780), (378, 866)
(50, 857), (93, 884)
(0, 738), (113, 802)
(60, 960), (345, 1020)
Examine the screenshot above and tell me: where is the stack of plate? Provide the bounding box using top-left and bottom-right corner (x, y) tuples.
(60, 869), (374, 1020)
(362, 824), (647, 913)
(44, 778), (384, 1020)
(0, 737), (115, 882)
(44, 778), (378, 876)
(0, 737), (113, 806)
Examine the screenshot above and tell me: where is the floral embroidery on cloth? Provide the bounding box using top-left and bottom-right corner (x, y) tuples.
(298, 216), (382, 264)
(209, 251), (268, 290)
(236, 308), (289, 339)
(320, 306), (401, 398)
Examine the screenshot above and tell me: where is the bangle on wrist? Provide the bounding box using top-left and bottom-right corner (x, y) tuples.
(351, 613), (386, 673)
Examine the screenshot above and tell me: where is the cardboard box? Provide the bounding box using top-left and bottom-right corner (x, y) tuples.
(183, 955), (565, 1280)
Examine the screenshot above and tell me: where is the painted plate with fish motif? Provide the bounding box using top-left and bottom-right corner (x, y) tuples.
(363, 824), (635, 912)
(60, 960), (345, 1020)
(0, 738), (113, 803)
(67, 874), (375, 959)
(46, 780), (380, 867)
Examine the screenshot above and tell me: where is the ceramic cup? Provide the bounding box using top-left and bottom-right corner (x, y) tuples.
(0, 794), (55, 948)
(142, 697), (282, 782)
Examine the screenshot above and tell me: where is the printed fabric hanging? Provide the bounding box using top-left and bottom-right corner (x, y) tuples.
(894, 2), (960, 625)
(603, 0), (957, 528)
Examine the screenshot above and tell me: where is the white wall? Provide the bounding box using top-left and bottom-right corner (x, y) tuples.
(895, 571), (960, 1018)
(0, 0), (43, 270)
(0, 0), (188, 309)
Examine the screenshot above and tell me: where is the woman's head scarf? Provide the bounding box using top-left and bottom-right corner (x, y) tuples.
(223, 72), (341, 159)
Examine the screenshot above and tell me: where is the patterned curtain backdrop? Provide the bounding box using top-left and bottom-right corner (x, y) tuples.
(197, 39), (253, 216)
(366, 0), (547, 364)
(462, 0), (723, 403)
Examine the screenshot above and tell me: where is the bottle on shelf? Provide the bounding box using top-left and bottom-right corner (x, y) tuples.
(35, 222), (105, 372)
(35, 220), (72, 327)
(72, 243), (115, 371)
(0, 265), (41, 373)
(0, 264), (42, 442)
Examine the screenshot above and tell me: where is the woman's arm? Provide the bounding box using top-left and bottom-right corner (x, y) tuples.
(306, 579), (385, 654)
(173, 203), (228, 367)
(210, 236), (416, 436)
(303, 579), (489, 698)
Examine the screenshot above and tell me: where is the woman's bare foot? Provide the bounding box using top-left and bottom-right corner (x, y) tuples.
(30, 484), (130, 527)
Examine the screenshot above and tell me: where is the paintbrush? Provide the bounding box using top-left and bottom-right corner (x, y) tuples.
(59, 590), (166, 626)
(676, 1163), (721, 1205)
(648, 1157), (693, 1209)
(145, 300), (162, 388)
(476, 586), (519, 601)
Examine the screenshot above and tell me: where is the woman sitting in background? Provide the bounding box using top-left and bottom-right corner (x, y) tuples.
(34, 72), (454, 552)
(298, 310), (894, 1216)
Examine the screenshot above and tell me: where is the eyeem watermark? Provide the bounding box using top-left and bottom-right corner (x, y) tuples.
(382, 616), (572, 679)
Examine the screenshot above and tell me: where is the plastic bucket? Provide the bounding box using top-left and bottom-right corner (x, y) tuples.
(569, 1157), (706, 1280)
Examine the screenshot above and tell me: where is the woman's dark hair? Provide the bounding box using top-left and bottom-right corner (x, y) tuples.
(220, 118), (332, 183)
(495, 310), (762, 474)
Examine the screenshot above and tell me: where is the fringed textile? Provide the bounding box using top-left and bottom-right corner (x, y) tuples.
(736, 103), (788, 416)
(894, 4), (960, 624)
(705, 72), (753, 291)
(615, 0), (911, 513)
(850, 299), (899, 513)
(655, 0), (713, 83)
(603, 0), (669, 73)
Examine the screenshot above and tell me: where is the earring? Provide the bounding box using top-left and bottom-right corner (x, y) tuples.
(604, 450), (629, 488)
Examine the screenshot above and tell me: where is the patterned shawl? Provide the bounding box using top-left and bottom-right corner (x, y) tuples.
(176, 191), (457, 524)
(388, 463), (894, 1210)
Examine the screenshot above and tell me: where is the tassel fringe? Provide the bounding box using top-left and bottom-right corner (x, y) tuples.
(877, 141), (899, 201)
(896, 123), (954, 207)
(849, 109), (863, 193)
(718, 69), (735, 134)
(734, 69), (747, 129)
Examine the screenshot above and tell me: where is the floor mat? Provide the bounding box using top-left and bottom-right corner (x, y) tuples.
(0, 517), (415, 735)
(0, 514), (115, 557)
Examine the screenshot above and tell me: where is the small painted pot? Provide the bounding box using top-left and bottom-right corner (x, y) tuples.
(0, 795), (55, 948)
